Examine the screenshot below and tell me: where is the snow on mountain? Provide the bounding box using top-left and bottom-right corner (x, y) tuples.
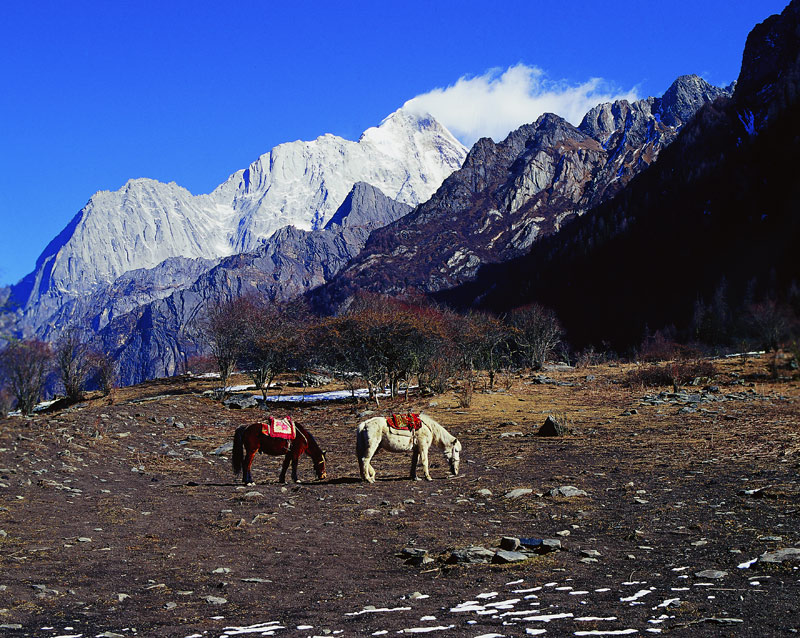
(13, 108), (466, 310)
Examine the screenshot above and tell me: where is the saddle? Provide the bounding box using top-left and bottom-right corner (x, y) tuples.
(261, 416), (296, 440)
(387, 413), (422, 431)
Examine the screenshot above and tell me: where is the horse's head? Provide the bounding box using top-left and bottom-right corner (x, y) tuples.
(314, 450), (327, 481)
(448, 439), (462, 476)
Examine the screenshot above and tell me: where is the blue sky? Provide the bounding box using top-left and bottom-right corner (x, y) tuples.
(0, 0), (788, 286)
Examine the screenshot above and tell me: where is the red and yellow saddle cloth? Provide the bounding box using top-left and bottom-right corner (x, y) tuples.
(387, 413), (422, 431)
(261, 416), (296, 440)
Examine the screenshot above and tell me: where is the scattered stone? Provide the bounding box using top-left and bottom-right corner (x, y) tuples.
(499, 420), (519, 427)
(537, 415), (567, 437)
(475, 488), (493, 498)
(212, 442), (233, 455)
(164, 601), (177, 610)
(500, 537), (521, 551)
(243, 491), (263, 499)
(500, 431), (523, 438)
(223, 395), (258, 409)
(212, 567), (231, 574)
(520, 538), (562, 554)
(549, 485), (587, 498)
(204, 595), (227, 605)
(581, 549), (602, 558)
(302, 373), (333, 387)
(758, 548), (800, 564)
(116, 593), (129, 602)
(363, 509), (381, 516)
(493, 550), (529, 564)
(695, 569), (727, 579)
(446, 546), (496, 564)
(504, 488), (533, 499)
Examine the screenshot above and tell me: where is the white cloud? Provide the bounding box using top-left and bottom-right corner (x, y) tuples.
(404, 64), (639, 146)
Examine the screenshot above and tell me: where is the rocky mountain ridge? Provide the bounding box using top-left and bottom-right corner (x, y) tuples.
(99, 182), (412, 385)
(439, 0), (800, 349)
(6, 108), (466, 337)
(311, 75), (731, 310)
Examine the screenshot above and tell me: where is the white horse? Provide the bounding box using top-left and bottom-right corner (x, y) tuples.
(356, 414), (462, 483)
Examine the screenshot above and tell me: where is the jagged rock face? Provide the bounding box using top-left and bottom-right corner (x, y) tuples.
(441, 2), (800, 350)
(734, 0), (800, 130)
(315, 75), (731, 309)
(27, 256), (220, 343)
(8, 109), (466, 325)
(101, 183), (411, 385)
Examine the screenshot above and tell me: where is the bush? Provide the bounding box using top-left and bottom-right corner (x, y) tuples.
(625, 360), (717, 389)
(0, 339), (52, 415)
(0, 387), (12, 418)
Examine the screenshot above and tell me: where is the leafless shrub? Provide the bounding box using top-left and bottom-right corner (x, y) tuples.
(455, 375), (475, 408)
(0, 386), (12, 418)
(624, 360), (717, 389)
(88, 350), (117, 396)
(0, 339), (52, 415)
(508, 304), (564, 371)
(55, 328), (92, 402)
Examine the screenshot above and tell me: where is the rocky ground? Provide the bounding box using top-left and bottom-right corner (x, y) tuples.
(0, 355), (798, 637)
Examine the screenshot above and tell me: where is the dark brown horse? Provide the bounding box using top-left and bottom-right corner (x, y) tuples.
(232, 420), (327, 485)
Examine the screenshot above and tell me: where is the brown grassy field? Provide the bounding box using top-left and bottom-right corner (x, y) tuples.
(0, 354), (798, 637)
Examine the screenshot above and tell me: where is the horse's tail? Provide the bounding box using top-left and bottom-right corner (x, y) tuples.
(355, 423), (367, 459)
(232, 425), (246, 476)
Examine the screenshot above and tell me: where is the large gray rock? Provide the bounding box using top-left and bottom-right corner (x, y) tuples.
(223, 395), (258, 409)
(446, 546), (496, 564)
(537, 415), (567, 437)
(549, 485), (588, 498)
(493, 550), (529, 564)
(759, 548), (800, 564)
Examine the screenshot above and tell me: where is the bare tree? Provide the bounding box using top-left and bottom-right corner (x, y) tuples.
(509, 304), (564, 371)
(0, 339), (52, 415)
(88, 350), (117, 397)
(200, 297), (250, 398)
(238, 298), (300, 401)
(55, 328), (92, 402)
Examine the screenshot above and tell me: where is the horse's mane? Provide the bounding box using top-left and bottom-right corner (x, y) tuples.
(295, 422), (323, 456)
(419, 413), (453, 447)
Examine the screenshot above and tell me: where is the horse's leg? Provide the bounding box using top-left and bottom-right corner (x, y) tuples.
(359, 430), (381, 483)
(279, 452), (291, 484)
(419, 442), (432, 481)
(410, 447), (420, 481)
(244, 446), (258, 485)
(291, 452), (300, 483)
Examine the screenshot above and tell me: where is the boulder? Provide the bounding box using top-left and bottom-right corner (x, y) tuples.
(759, 548), (800, 564)
(549, 485), (588, 498)
(520, 538), (562, 554)
(493, 550), (529, 564)
(537, 415), (567, 437)
(446, 546), (496, 564)
(500, 537), (521, 551)
(223, 395), (258, 409)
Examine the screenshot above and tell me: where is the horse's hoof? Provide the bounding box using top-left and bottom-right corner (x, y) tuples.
(246, 481), (255, 487)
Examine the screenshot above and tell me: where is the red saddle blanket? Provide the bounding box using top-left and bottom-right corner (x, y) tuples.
(387, 413), (422, 431)
(261, 416), (296, 440)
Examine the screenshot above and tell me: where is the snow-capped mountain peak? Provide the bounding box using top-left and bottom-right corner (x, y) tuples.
(12, 109), (467, 310)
